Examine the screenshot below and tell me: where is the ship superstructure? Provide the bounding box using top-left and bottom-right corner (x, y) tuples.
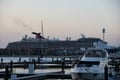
(5, 32), (109, 56)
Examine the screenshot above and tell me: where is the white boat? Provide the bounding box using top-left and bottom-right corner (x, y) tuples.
(71, 48), (109, 80)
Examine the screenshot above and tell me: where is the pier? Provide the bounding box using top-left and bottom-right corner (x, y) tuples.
(0, 56), (80, 80)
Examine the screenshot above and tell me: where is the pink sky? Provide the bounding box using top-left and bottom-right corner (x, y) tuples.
(0, 0), (120, 48)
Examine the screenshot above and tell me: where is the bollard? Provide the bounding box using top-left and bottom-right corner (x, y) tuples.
(5, 64), (9, 80)
(104, 65), (108, 80)
(10, 60), (13, 73)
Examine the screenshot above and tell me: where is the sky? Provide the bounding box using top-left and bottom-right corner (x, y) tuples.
(0, 0), (120, 48)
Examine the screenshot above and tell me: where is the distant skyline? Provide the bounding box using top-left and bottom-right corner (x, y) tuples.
(0, 0), (120, 48)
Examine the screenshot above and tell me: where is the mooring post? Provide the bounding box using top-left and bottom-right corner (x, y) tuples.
(19, 57), (21, 62)
(24, 60), (27, 69)
(117, 62), (119, 73)
(104, 65), (108, 80)
(38, 57), (40, 64)
(115, 61), (117, 72)
(10, 60), (13, 73)
(70, 57), (71, 62)
(115, 61), (119, 74)
(61, 58), (65, 73)
(118, 61), (120, 73)
(52, 56), (54, 62)
(5, 64), (9, 80)
(1, 58), (3, 63)
(57, 57), (58, 62)
(32, 59), (36, 70)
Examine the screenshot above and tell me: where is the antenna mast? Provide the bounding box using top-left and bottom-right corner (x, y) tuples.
(41, 20), (44, 56)
(41, 20), (44, 37)
(102, 28), (105, 41)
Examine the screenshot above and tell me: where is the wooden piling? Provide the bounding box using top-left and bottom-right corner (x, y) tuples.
(5, 64), (9, 80)
(1, 58), (3, 63)
(104, 65), (108, 80)
(52, 56), (54, 62)
(115, 61), (119, 74)
(117, 62), (119, 73)
(61, 59), (65, 73)
(19, 57), (21, 62)
(24, 60), (27, 69)
(32, 59), (36, 70)
(10, 60), (13, 73)
(38, 57), (40, 64)
(57, 58), (59, 61)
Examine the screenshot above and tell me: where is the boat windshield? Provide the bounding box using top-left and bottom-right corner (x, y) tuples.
(85, 49), (107, 58)
(77, 64), (92, 67)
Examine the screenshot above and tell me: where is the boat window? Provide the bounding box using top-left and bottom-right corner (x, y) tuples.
(77, 64), (92, 67)
(85, 50), (106, 58)
(76, 61), (93, 67)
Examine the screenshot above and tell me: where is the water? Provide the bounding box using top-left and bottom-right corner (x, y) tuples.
(0, 57), (67, 63)
(0, 57), (71, 80)
(0, 57), (119, 80)
(0, 68), (71, 80)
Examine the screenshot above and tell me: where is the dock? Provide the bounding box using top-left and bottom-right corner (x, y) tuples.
(0, 56), (120, 80)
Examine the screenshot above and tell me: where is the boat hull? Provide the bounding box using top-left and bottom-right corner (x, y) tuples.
(71, 72), (104, 80)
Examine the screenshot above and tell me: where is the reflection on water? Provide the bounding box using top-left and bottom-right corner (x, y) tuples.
(0, 68), (71, 80)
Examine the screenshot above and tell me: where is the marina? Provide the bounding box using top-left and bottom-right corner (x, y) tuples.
(0, 30), (120, 80)
(1, 0), (120, 80)
(0, 54), (120, 80)
(0, 56), (76, 80)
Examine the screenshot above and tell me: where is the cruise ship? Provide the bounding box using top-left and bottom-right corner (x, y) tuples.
(0, 32), (114, 56)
